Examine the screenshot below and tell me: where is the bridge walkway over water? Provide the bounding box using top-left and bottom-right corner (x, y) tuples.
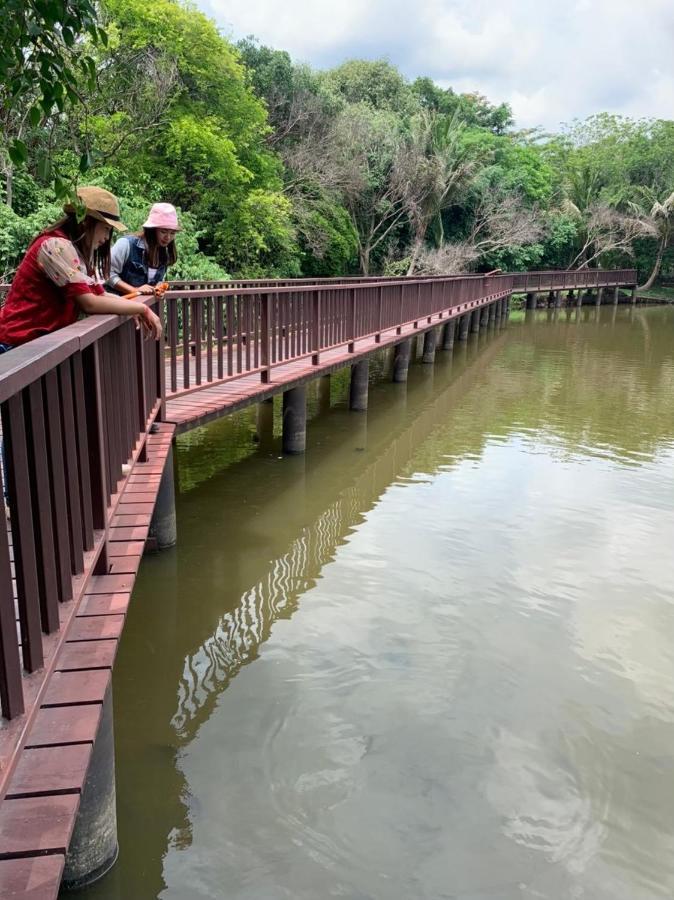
(0, 268), (636, 898)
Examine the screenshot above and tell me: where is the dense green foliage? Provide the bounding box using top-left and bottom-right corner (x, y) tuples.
(1, 0), (673, 284)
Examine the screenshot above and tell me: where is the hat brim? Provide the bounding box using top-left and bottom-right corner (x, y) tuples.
(142, 219), (181, 232)
(89, 209), (127, 232)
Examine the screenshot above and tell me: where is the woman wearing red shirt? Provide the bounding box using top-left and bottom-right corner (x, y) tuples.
(0, 185), (162, 351)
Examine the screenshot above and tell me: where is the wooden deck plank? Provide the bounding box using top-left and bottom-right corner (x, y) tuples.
(0, 795), (79, 856)
(26, 706), (102, 749)
(0, 855), (64, 899)
(6, 745), (92, 798)
(77, 594), (130, 617)
(57, 640), (118, 671)
(66, 617), (124, 642)
(85, 574), (134, 595)
(41, 671), (110, 708)
(107, 556), (142, 576)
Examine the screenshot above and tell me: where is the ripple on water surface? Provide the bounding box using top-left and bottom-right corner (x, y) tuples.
(84, 307), (674, 900)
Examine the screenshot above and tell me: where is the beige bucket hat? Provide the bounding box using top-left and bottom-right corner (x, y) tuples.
(64, 186), (128, 232)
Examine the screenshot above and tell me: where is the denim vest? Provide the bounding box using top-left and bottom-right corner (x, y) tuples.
(119, 235), (167, 287)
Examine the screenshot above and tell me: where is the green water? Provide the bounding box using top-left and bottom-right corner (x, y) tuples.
(81, 306), (674, 900)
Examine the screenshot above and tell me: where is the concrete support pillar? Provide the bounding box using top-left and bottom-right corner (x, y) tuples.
(554, 291), (562, 308)
(148, 444), (177, 550)
(318, 375), (331, 413)
(576, 290), (582, 308)
(470, 309), (480, 333)
(526, 293), (537, 310)
(631, 286), (637, 305)
(440, 319), (456, 350)
(595, 287), (603, 307)
(349, 358), (369, 410)
(458, 314), (470, 341)
(613, 286), (620, 305)
(488, 302), (496, 325)
(480, 306), (489, 328)
(392, 339), (411, 383)
(505, 296), (512, 316)
(282, 385), (306, 454)
(62, 687), (118, 890)
(422, 328), (437, 364)
(256, 398), (275, 450)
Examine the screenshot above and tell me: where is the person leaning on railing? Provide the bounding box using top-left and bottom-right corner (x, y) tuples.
(0, 185), (162, 356)
(107, 202), (180, 296)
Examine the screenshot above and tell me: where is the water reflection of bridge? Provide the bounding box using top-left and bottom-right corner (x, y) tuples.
(171, 328), (507, 739)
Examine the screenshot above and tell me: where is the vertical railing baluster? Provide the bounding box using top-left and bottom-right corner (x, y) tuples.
(2, 392), (44, 671)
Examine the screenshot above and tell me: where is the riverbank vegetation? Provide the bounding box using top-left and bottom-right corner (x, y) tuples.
(2, 0), (674, 284)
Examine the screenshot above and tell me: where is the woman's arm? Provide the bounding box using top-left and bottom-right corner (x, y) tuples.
(75, 292), (163, 339)
(108, 240), (154, 295)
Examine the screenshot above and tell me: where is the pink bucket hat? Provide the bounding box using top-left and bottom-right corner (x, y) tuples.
(143, 202), (180, 231)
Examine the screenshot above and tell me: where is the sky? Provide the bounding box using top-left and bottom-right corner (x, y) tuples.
(199, 0), (674, 131)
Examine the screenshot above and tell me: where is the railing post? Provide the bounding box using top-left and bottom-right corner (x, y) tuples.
(311, 291), (321, 364)
(348, 288), (356, 352)
(375, 286), (383, 343)
(82, 344), (109, 574)
(261, 294), (272, 383)
(155, 298), (166, 422)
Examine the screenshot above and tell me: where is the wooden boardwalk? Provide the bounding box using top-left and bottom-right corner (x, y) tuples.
(164, 294), (503, 431)
(0, 268), (639, 898)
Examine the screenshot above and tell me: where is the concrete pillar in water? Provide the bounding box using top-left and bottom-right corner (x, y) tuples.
(526, 293), (537, 310)
(282, 385), (306, 454)
(554, 291), (562, 308)
(595, 287), (603, 307)
(480, 306), (489, 328)
(62, 687), (118, 890)
(631, 286), (637, 305)
(422, 327), (437, 364)
(613, 286), (620, 305)
(505, 296), (512, 316)
(349, 357), (369, 410)
(318, 374), (331, 413)
(576, 290), (582, 308)
(458, 314), (470, 341)
(470, 309), (480, 333)
(488, 302), (496, 325)
(440, 319), (456, 350)
(392, 339), (411, 383)
(256, 398), (275, 451)
(148, 444), (177, 550)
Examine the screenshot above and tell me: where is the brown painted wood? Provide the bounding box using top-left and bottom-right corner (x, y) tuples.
(0, 514), (23, 717)
(77, 593), (130, 617)
(7, 744), (92, 798)
(26, 381), (60, 633)
(2, 394), (43, 672)
(57, 640), (118, 672)
(43, 370), (73, 602)
(26, 705), (102, 748)
(66, 617), (124, 642)
(0, 855), (64, 899)
(85, 574), (134, 595)
(41, 670), (110, 707)
(0, 794), (79, 856)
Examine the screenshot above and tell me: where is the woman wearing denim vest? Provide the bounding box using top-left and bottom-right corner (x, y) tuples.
(108, 202), (180, 295)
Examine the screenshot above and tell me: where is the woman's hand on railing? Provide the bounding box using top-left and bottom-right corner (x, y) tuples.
(137, 305), (163, 340)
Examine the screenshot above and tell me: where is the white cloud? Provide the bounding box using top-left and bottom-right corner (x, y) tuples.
(202, 0), (674, 130)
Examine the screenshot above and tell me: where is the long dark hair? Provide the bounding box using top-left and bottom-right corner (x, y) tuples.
(139, 227), (178, 269)
(37, 214), (112, 280)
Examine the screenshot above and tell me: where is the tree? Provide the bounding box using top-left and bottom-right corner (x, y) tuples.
(631, 189), (674, 289)
(393, 113), (481, 274)
(0, 0), (107, 203)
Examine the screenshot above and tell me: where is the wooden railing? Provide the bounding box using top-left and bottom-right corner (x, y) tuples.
(511, 269), (636, 291)
(0, 266), (636, 729)
(163, 273), (517, 394)
(0, 299), (163, 727)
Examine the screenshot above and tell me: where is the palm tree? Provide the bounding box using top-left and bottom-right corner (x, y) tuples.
(632, 189), (674, 290)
